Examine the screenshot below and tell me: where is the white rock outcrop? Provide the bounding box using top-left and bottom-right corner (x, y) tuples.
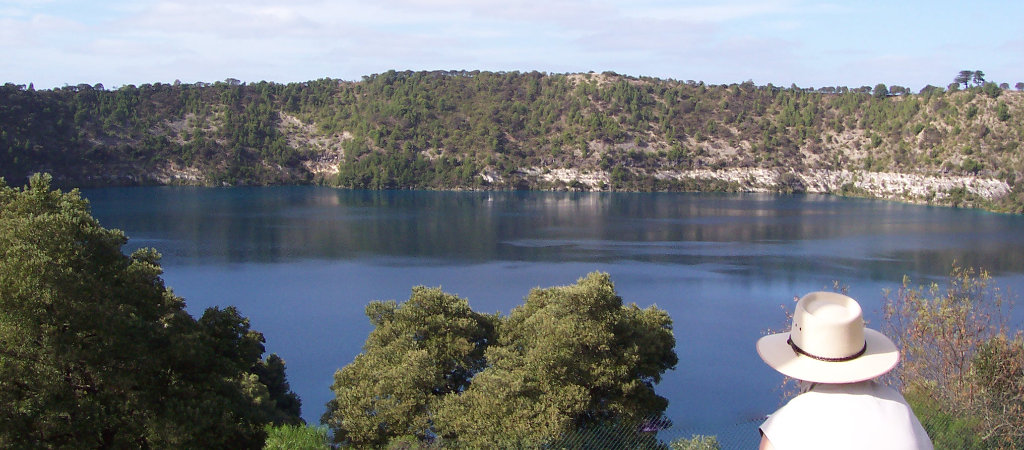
(531, 166), (1011, 202)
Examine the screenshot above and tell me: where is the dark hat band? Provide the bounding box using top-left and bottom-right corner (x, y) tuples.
(787, 335), (867, 362)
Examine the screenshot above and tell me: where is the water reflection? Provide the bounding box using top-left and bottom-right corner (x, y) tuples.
(84, 187), (1024, 279)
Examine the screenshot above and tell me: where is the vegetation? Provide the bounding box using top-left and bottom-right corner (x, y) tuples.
(883, 265), (1023, 449)
(0, 174), (301, 449)
(263, 425), (330, 450)
(2, 70), (1022, 211)
(322, 272), (678, 449)
(5, 171), (1024, 449)
(668, 435), (721, 450)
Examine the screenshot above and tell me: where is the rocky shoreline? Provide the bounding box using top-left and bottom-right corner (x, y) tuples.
(531, 166), (1011, 206)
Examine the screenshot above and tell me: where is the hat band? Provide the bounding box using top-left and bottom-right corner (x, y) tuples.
(787, 335), (867, 362)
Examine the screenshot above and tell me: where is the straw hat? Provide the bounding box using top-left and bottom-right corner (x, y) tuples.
(757, 292), (899, 384)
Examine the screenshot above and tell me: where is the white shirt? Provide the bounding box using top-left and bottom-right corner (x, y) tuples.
(760, 380), (933, 450)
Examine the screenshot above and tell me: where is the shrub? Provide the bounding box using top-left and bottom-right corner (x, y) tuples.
(669, 435), (721, 450)
(263, 425), (331, 450)
(883, 265), (1021, 448)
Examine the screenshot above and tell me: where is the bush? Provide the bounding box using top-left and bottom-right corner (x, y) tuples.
(902, 383), (986, 450)
(264, 425), (330, 450)
(883, 265), (1021, 448)
(669, 435), (721, 450)
(971, 336), (1024, 447)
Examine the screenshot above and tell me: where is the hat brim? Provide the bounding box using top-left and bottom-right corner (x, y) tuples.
(756, 328), (899, 383)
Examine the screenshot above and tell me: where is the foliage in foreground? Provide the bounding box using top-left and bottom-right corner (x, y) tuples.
(883, 265), (1024, 449)
(323, 272), (678, 449)
(668, 435), (722, 450)
(0, 174), (301, 449)
(263, 425), (330, 450)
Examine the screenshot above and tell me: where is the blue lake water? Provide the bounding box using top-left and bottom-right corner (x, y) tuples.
(79, 187), (1024, 430)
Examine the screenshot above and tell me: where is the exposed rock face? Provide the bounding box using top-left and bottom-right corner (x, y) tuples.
(150, 163), (205, 184)
(278, 113), (348, 178)
(532, 166), (1011, 204)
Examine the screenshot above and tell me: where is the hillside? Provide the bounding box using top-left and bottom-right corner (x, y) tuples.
(2, 71), (1022, 212)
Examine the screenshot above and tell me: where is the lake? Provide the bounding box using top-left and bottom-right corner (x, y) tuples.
(79, 187), (1024, 431)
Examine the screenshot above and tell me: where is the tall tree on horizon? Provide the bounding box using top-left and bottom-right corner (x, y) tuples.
(955, 70), (974, 89)
(972, 70), (986, 87)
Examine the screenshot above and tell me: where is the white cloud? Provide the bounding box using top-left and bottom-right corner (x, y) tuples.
(79, 38), (192, 59)
(622, 1), (792, 22)
(120, 2), (330, 39)
(0, 14), (86, 46)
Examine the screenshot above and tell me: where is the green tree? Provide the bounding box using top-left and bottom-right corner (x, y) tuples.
(996, 101), (1011, 122)
(253, 354), (304, 426)
(434, 273), (677, 448)
(324, 273), (677, 449)
(0, 174), (298, 449)
(322, 287), (497, 448)
(157, 305), (276, 450)
(982, 81), (1002, 99)
(955, 70), (973, 89)
(873, 83), (889, 99)
(972, 70), (986, 87)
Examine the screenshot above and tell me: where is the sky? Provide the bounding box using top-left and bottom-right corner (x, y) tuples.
(2, 0), (1022, 90)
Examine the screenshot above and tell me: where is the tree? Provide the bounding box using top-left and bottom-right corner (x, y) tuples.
(324, 273), (677, 449)
(434, 273), (677, 448)
(0, 174), (298, 449)
(996, 101), (1011, 122)
(955, 70), (974, 89)
(253, 354), (303, 426)
(982, 81), (1002, 99)
(972, 70), (986, 87)
(1016, 82), (1024, 91)
(322, 287), (497, 447)
(158, 305), (279, 449)
(873, 83), (889, 99)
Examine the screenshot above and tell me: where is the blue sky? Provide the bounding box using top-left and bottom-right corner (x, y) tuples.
(2, 0), (1021, 90)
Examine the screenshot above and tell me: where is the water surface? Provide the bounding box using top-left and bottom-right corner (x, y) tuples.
(81, 187), (1024, 429)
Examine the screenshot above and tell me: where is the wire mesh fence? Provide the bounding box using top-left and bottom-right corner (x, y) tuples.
(545, 417), (765, 450)
(322, 410), (1020, 449)
(545, 411), (1022, 450)
(523, 411), (1015, 450)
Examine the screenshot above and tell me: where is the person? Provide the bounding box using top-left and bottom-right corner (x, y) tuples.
(756, 292), (933, 450)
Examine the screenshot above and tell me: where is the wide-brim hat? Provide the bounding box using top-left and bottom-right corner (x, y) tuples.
(757, 292), (899, 384)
